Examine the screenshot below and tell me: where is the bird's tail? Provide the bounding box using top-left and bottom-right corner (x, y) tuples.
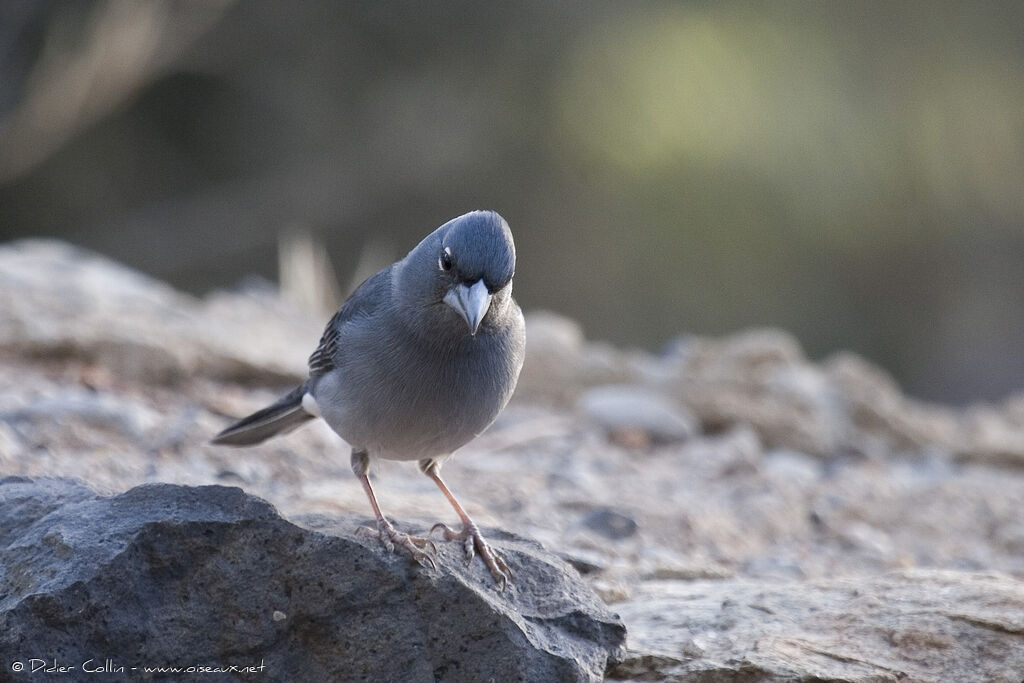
(211, 384), (316, 446)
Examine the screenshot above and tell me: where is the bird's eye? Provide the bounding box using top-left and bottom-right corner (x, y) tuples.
(438, 248), (453, 272)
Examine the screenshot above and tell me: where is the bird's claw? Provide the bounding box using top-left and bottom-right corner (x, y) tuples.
(429, 522), (457, 541)
(430, 521), (513, 589)
(357, 520), (437, 571)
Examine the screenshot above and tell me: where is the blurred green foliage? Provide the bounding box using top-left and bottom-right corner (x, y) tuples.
(1, 1), (1022, 403)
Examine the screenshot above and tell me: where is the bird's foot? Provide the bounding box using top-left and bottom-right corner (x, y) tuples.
(431, 520), (512, 589)
(357, 518), (437, 571)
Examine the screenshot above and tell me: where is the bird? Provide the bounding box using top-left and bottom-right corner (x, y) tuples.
(212, 210), (526, 587)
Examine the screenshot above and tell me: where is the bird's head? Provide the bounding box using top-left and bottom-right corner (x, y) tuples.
(398, 210), (516, 338)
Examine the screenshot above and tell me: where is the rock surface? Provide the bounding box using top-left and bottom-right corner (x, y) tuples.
(0, 239), (320, 384)
(610, 571), (1024, 681)
(2, 239), (1024, 681)
(0, 478), (625, 682)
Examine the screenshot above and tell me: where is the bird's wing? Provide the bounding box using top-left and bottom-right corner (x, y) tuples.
(308, 267), (392, 376)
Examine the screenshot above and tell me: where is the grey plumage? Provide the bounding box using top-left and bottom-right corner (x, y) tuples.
(213, 210), (525, 586)
(210, 385), (313, 446)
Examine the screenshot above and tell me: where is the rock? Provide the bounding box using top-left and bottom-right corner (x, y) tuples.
(516, 311), (646, 404)
(0, 478), (626, 682)
(577, 385), (698, 444)
(580, 507), (639, 541)
(824, 351), (961, 456)
(0, 239), (320, 384)
(3, 389), (158, 442)
(958, 403), (1024, 468)
(825, 353), (1024, 467)
(669, 328), (850, 457)
(4, 239), (1024, 682)
(609, 570), (1024, 681)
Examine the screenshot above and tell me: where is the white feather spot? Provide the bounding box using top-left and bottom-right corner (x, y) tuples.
(301, 392), (321, 417)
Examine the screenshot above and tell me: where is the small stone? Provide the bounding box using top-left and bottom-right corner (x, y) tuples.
(558, 548), (610, 575)
(581, 508), (639, 540)
(578, 385), (698, 444)
(591, 579), (632, 604)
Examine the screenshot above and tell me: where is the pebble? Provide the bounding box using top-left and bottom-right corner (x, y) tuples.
(577, 385), (698, 443)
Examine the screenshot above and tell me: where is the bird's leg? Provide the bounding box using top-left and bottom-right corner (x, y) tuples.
(421, 459), (512, 588)
(351, 450), (436, 570)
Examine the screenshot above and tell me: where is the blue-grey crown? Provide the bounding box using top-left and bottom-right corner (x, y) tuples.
(440, 210), (515, 292)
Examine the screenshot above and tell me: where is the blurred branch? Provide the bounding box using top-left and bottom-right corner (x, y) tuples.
(0, 0), (233, 184)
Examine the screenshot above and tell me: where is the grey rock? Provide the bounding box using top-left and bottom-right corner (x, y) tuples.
(580, 508), (639, 541)
(672, 328), (847, 457)
(577, 385), (698, 444)
(824, 352), (960, 457)
(3, 390), (156, 440)
(4, 240), (1024, 681)
(609, 571), (1024, 682)
(0, 239), (320, 384)
(958, 402), (1024, 468)
(0, 478), (626, 682)
(516, 312), (646, 404)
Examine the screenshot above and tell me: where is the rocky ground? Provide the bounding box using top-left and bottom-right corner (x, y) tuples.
(1, 239), (1023, 681)
(2, 478), (625, 681)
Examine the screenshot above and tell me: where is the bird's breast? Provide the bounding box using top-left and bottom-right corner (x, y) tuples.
(311, 328), (520, 461)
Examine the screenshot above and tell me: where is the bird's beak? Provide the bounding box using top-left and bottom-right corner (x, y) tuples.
(443, 279), (491, 336)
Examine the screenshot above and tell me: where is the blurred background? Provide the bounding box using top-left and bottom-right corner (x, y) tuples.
(1, 0), (1022, 405)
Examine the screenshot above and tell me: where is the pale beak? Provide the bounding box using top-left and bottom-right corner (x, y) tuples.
(443, 278), (491, 336)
